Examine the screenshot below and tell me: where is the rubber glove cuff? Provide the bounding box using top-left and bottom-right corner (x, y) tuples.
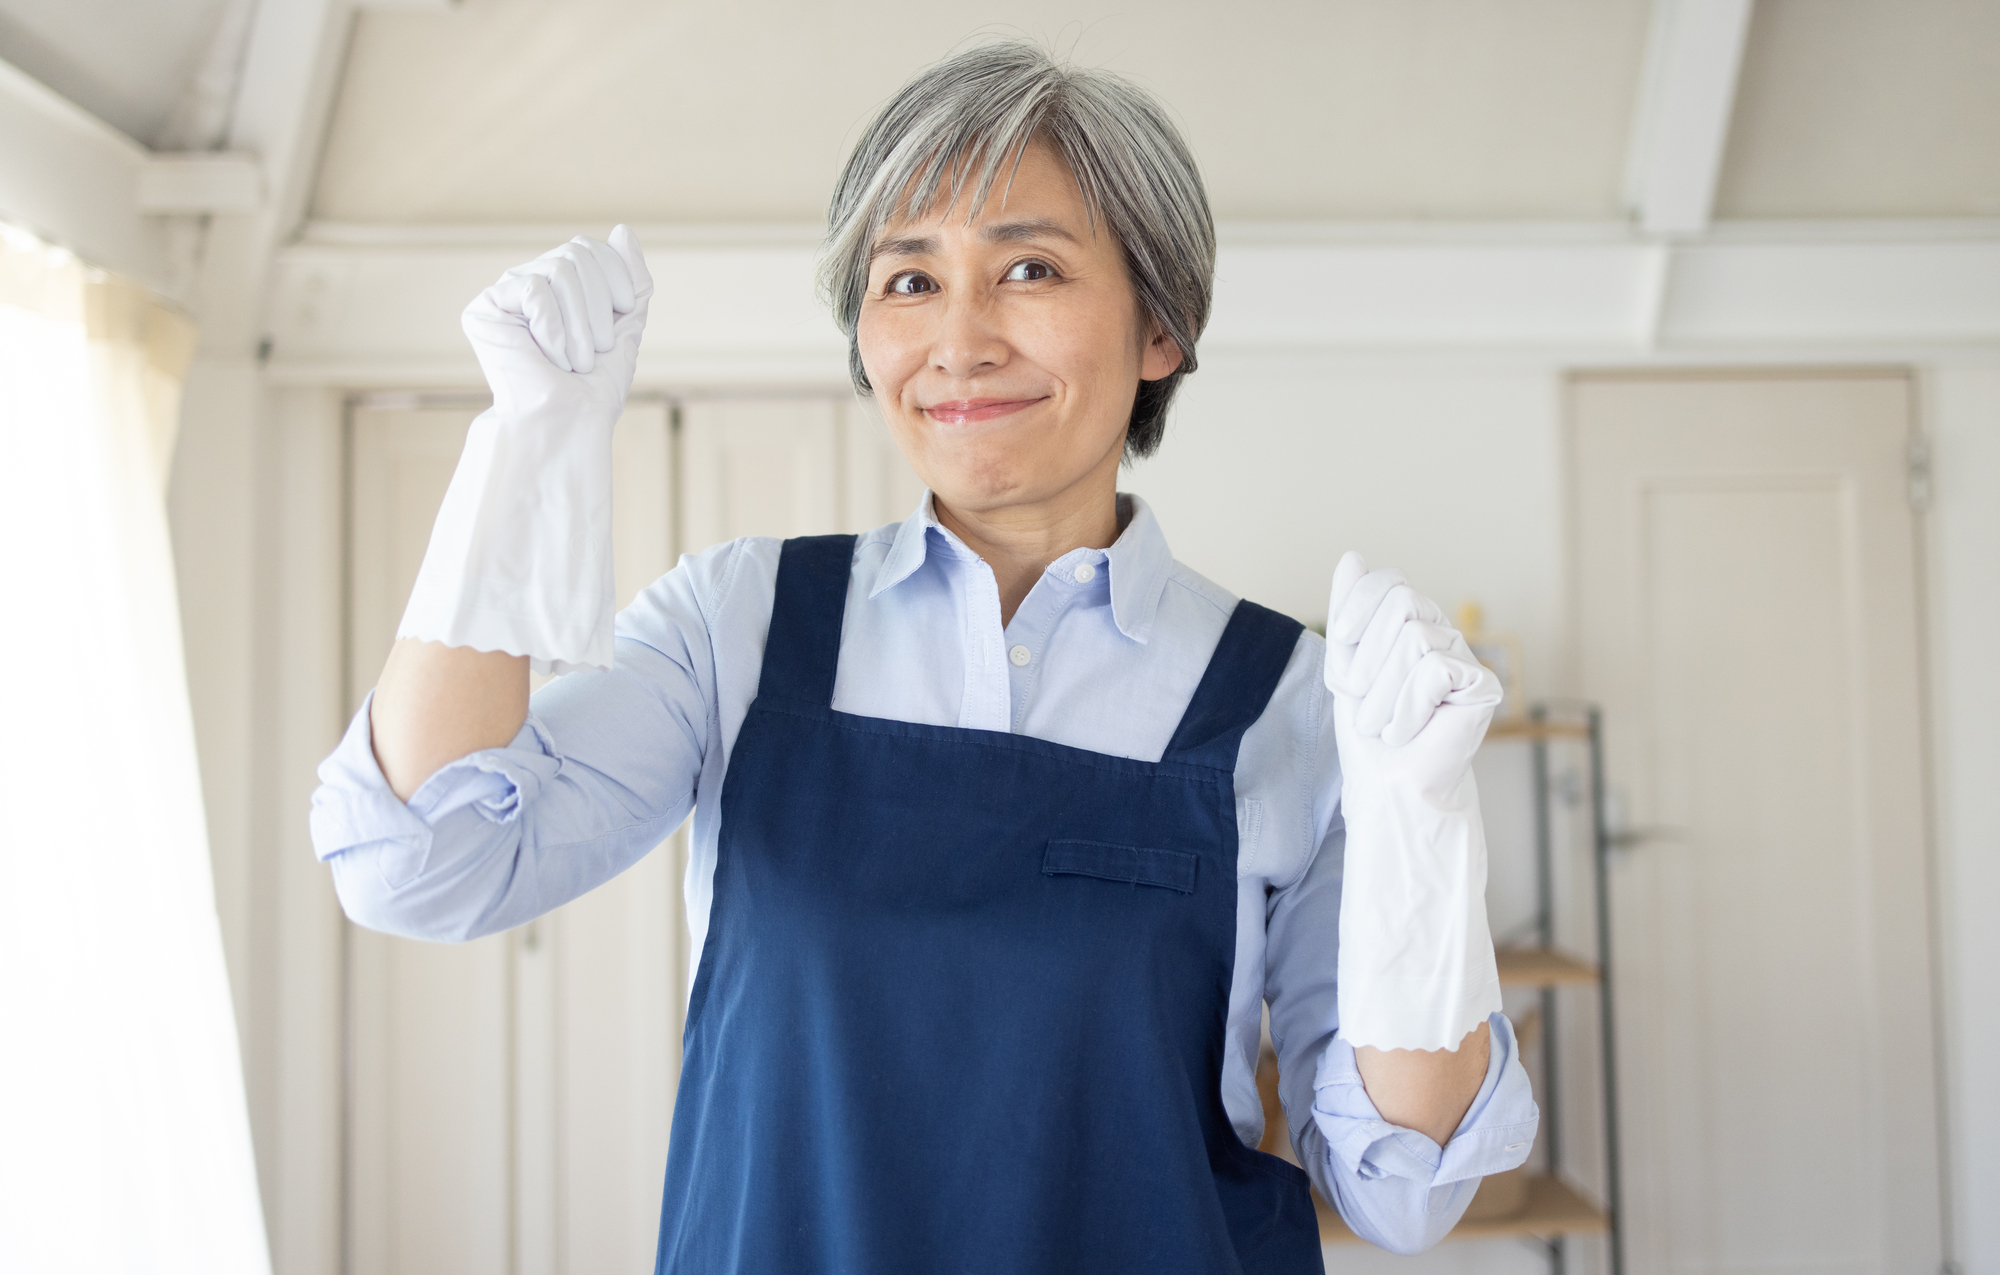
(1333, 703), (1504, 1052)
(397, 407), (616, 675)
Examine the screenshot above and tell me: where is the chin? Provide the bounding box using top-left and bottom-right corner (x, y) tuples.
(933, 473), (1033, 514)
(924, 441), (1048, 508)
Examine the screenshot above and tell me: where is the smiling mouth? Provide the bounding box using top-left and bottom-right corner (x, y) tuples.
(922, 398), (1040, 424)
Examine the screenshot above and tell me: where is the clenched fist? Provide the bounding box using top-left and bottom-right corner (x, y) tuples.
(462, 226), (653, 422)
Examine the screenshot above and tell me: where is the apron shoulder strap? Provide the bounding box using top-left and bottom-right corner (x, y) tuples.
(1160, 599), (1306, 771)
(758, 534), (858, 707)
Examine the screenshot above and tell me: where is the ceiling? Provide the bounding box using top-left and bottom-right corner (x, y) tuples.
(0, 0), (1993, 224)
(309, 0), (1657, 224)
(0, 0), (236, 145)
(1716, 0), (2000, 217)
(307, 0), (2000, 226)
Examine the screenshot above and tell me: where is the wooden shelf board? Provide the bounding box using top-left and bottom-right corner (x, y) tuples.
(1318, 1175), (1609, 1244)
(1496, 947), (1600, 987)
(1484, 718), (1592, 741)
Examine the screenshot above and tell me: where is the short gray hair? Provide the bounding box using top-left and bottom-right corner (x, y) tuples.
(817, 41), (1215, 460)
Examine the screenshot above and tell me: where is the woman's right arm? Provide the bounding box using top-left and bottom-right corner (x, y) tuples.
(312, 227), (701, 941)
(311, 556), (729, 944)
(372, 223), (654, 802)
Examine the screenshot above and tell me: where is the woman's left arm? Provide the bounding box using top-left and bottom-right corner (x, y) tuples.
(1265, 814), (1541, 1256)
(1261, 562), (1542, 1254)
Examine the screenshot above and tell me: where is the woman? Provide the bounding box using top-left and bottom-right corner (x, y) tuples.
(313, 41), (1536, 1273)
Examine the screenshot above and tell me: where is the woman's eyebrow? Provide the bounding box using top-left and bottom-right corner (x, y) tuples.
(980, 218), (1080, 245)
(869, 218), (1082, 263)
(869, 234), (938, 262)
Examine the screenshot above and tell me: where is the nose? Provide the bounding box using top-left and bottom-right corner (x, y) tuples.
(930, 290), (1008, 380)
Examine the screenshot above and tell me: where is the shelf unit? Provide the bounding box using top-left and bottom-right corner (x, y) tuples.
(1315, 1175), (1608, 1245)
(1273, 704), (1625, 1273)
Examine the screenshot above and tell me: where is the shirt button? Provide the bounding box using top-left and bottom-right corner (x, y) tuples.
(1008, 644), (1032, 667)
(1073, 562), (1097, 583)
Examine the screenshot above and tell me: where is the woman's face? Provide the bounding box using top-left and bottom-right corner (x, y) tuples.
(856, 140), (1183, 518)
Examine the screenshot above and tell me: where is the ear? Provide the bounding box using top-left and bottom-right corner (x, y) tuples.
(1140, 326), (1185, 382)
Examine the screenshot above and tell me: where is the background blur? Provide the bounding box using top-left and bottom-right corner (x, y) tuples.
(0, 1), (1994, 1273)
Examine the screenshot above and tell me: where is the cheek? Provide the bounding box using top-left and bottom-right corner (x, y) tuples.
(1022, 303), (1140, 413)
(855, 307), (920, 399)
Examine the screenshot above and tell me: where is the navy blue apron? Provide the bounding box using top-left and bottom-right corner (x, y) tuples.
(656, 534), (1322, 1274)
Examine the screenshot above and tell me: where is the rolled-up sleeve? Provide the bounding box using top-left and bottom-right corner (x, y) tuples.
(1307, 1013), (1538, 1252)
(309, 547), (731, 943)
(1265, 809), (1540, 1254)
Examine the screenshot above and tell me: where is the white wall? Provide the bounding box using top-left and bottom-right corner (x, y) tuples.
(1923, 364), (2000, 1275)
(1129, 355), (1566, 673)
(167, 357), (271, 1210)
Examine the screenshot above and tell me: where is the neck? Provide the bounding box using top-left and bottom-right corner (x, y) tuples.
(932, 467), (1123, 627)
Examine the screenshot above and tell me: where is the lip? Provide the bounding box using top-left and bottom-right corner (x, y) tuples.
(922, 397), (1040, 424)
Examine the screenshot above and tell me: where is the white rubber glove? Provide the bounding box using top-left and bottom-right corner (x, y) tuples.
(1324, 551), (1505, 1053)
(398, 226), (652, 675)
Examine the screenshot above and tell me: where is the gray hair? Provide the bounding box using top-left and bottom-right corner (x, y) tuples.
(817, 41), (1215, 460)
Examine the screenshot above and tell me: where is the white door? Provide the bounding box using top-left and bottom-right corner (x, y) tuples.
(680, 397), (840, 553)
(345, 399), (681, 1275)
(680, 395), (925, 553)
(1570, 372), (1943, 1275)
(837, 396), (929, 534)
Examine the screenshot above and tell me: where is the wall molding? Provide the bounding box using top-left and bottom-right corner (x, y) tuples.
(263, 219), (2000, 389)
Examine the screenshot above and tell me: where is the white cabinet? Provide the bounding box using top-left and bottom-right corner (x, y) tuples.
(341, 392), (912, 1274)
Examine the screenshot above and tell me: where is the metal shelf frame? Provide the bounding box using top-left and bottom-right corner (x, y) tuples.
(1504, 702), (1626, 1275)
(1293, 703), (1626, 1268)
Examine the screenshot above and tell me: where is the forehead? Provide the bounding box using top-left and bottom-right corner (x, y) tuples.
(878, 138), (1096, 237)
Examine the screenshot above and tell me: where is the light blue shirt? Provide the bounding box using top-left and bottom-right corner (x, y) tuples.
(311, 493), (1538, 1254)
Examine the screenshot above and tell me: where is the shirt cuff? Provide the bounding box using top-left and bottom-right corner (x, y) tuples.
(308, 692), (563, 885)
(1311, 1011), (1540, 1187)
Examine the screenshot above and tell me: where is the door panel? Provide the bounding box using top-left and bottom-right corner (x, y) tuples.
(680, 398), (840, 551)
(681, 394), (925, 545)
(1570, 372), (1941, 1275)
(347, 403), (513, 1275)
(840, 397), (927, 532)
(346, 924), (511, 1275)
(347, 406), (471, 704)
(552, 848), (680, 1271)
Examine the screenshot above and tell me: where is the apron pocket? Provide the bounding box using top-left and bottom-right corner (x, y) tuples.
(1043, 840), (1198, 894)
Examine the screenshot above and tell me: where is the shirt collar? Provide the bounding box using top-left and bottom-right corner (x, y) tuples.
(869, 490), (1175, 644)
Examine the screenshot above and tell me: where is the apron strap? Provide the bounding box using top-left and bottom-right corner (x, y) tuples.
(1160, 600), (1306, 771)
(758, 534), (858, 707)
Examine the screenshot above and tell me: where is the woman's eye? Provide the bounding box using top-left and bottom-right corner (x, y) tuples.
(1005, 259), (1055, 282)
(887, 272), (936, 296)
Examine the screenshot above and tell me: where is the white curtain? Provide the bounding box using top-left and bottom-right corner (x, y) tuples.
(0, 226), (270, 1274)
